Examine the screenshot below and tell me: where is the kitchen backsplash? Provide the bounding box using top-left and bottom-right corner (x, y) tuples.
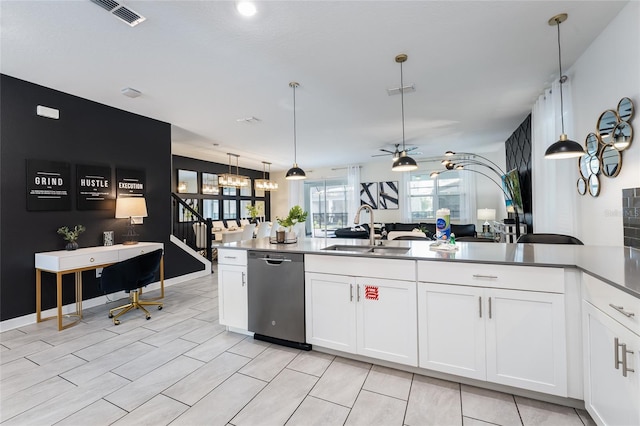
(623, 187), (640, 248)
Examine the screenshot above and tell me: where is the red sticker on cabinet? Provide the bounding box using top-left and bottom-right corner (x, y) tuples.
(365, 285), (379, 300)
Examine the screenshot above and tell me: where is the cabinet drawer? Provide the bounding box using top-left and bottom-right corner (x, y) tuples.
(218, 249), (247, 266)
(119, 244), (163, 261)
(305, 254), (415, 281)
(583, 272), (639, 335)
(418, 261), (564, 293)
(58, 251), (119, 270)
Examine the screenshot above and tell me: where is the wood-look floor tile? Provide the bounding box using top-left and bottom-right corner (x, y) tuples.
(180, 321), (226, 344)
(286, 395), (350, 426)
(309, 357), (371, 408)
(231, 368), (318, 426)
(515, 396), (584, 426)
(345, 389), (407, 426)
(111, 338), (197, 381)
(238, 345), (300, 382)
(0, 340), (53, 365)
(55, 399), (127, 426)
(362, 364), (413, 401)
(0, 376), (76, 422)
(577, 408), (597, 426)
(140, 317), (210, 347)
(405, 375), (462, 426)
(183, 330), (246, 362)
(463, 416), (499, 425)
(27, 329), (117, 365)
(287, 350), (334, 377)
(104, 355), (203, 412)
(2, 372), (128, 426)
(72, 327), (156, 361)
(226, 335), (271, 358)
(461, 385), (522, 426)
(110, 394), (189, 426)
(171, 373), (266, 426)
(0, 356), (39, 381)
(163, 351), (251, 406)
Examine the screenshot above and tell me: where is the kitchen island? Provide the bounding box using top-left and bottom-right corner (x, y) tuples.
(218, 238), (639, 424)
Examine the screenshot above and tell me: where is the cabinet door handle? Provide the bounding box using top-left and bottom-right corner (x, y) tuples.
(90, 257), (95, 262)
(615, 337), (621, 370)
(609, 303), (635, 318)
(241, 272), (246, 286)
(473, 274), (498, 280)
(621, 343), (635, 377)
(223, 256), (237, 260)
(488, 297), (492, 319)
(357, 284), (361, 302)
(479, 296), (482, 318)
(350, 284), (353, 302)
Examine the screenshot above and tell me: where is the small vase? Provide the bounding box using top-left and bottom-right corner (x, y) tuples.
(65, 241), (79, 251)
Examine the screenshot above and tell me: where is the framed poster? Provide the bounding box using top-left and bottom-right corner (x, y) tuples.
(26, 159), (71, 211)
(76, 164), (114, 210)
(379, 181), (399, 210)
(116, 168), (146, 198)
(360, 182), (378, 209)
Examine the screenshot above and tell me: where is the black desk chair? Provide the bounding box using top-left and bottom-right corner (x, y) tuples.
(100, 249), (164, 325)
(516, 233), (584, 245)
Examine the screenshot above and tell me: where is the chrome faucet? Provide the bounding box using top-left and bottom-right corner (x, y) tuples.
(354, 204), (375, 246)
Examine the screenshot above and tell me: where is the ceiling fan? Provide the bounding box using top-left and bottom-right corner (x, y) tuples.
(372, 143), (421, 159)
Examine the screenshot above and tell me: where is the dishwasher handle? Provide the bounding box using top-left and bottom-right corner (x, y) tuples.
(257, 256), (292, 265)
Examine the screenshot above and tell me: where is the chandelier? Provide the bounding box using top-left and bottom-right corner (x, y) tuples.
(218, 153), (250, 188)
(255, 161), (278, 191)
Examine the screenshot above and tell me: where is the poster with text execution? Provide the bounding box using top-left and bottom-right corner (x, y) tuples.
(116, 168), (146, 198)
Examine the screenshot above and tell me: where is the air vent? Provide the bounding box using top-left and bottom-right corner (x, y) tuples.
(90, 0), (119, 12)
(89, 0), (146, 27)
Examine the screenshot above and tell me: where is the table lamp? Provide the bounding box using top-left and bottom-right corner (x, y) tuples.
(115, 197), (148, 245)
(477, 208), (496, 234)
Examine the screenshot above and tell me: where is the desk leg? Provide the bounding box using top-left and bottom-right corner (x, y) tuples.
(75, 271), (83, 319)
(160, 255), (165, 299)
(56, 273), (63, 331)
(36, 269), (42, 323)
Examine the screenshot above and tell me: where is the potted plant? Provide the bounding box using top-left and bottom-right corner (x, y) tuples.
(276, 205), (308, 241)
(57, 224), (86, 250)
(245, 203), (263, 223)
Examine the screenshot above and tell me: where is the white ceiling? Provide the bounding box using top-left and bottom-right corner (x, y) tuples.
(0, 0), (628, 172)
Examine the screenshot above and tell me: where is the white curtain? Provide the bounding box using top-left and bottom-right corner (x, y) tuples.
(346, 165), (360, 227)
(459, 171), (477, 224)
(288, 179), (303, 209)
(531, 80), (578, 235)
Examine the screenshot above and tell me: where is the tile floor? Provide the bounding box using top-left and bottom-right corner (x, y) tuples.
(1, 267), (595, 426)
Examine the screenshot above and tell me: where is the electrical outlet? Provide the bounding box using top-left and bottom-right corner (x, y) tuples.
(96, 267), (103, 278)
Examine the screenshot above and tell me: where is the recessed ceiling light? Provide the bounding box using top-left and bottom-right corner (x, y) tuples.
(236, 1), (257, 17)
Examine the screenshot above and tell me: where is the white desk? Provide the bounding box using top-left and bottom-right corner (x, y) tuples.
(35, 242), (164, 331)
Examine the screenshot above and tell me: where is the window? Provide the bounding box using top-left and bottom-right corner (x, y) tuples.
(409, 171), (464, 221)
(305, 178), (349, 237)
(203, 199), (219, 220)
(223, 200), (237, 219)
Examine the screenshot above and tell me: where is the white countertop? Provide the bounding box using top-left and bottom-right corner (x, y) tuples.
(222, 238), (640, 299)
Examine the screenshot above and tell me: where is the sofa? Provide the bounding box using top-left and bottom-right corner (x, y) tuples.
(384, 222), (477, 239)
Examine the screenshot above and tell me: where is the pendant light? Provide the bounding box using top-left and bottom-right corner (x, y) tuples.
(255, 161), (278, 191)
(392, 54), (418, 172)
(218, 153), (250, 187)
(285, 82), (306, 180)
(544, 13), (586, 159)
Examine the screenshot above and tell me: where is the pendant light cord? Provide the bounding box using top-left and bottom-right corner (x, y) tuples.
(292, 84), (297, 163)
(556, 18), (566, 135)
(400, 60), (406, 151)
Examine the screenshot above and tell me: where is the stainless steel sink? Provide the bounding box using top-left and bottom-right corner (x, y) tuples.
(322, 245), (373, 253)
(321, 245), (410, 255)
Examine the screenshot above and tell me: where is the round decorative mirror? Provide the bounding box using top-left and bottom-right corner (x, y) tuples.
(588, 155), (600, 175)
(578, 155), (590, 179)
(585, 132), (599, 155)
(617, 97), (634, 122)
(597, 109), (619, 146)
(577, 177), (587, 195)
(588, 174), (600, 197)
(612, 121), (633, 151)
(600, 144), (622, 177)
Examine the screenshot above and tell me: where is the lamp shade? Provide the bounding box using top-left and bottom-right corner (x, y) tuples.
(477, 208), (496, 221)
(285, 164), (306, 180)
(115, 197), (148, 218)
(544, 134), (586, 159)
(391, 153), (418, 172)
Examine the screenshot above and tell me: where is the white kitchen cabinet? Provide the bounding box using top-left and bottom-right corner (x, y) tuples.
(218, 249), (248, 330)
(583, 299), (640, 426)
(306, 272), (417, 366)
(418, 282), (567, 396)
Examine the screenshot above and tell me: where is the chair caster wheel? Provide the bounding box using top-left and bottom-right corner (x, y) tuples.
(108, 313), (114, 318)
(114, 319), (120, 325)
(146, 315), (151, 320)
(158, 306), (163, 310)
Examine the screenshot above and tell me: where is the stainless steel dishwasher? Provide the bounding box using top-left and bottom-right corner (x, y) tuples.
(247, 251), (310, 350)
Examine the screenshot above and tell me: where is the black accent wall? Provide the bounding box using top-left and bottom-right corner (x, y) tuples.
(0, 74), (203, 322)
(505, 114), (533, 233)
